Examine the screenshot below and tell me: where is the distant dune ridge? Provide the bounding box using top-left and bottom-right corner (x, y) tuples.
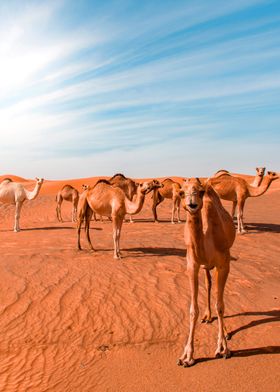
(0, 171), (279, 391)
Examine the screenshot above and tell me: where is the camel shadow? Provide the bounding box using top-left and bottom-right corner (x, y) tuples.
(195, 345), (280, 365)
(225, 310), (280, 339)
(24, 226), (103, 232)
(244, 222), (280, 234)
(123, 247), (186, 257)
(233, 219), (280, 233)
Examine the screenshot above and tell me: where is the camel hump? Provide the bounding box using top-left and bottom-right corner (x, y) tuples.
(62, 184), (75, 191)
(110, 173), (127, 180)
(213, 169), (231, 179)
(94, 179), (111, 187)
(1, 178), (13, 183)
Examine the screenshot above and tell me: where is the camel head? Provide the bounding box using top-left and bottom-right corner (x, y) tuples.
(179, 178), (205, 214)
(139, 179), (163, 195)
(35, 177), (44, 185)
(256, 167), (265, 176)
(266, 171), (279, 182)
(82, 184), (89, 191)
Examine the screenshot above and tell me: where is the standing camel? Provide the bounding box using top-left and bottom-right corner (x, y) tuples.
(109, 173), (138, 223)
(77, 179), (162, 259)
(209, 171), (279, 233)
(152, 178), (182, 223)
(177, 178), (236, 367)
(56, 185), (79, 222)
(0, 177), (44, 232)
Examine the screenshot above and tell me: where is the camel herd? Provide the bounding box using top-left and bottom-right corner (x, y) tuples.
(0, 168), (278, 367)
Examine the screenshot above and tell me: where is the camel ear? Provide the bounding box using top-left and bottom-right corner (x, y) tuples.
(35, 177), (39, 181)
(267, 171), (271, 175)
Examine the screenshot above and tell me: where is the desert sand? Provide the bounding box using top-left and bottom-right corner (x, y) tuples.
(0, 173), (279, 392)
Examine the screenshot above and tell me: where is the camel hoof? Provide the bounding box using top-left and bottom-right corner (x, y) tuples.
(14, 229), (20, 232)
(215, 352), (222, 359)
(223, 350), (231, 359)
(177, 358), (195, 367)
(225, 333), (231, 341)
(201, 317), (212, 324)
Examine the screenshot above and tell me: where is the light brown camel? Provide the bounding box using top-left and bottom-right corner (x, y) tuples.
(0, 177), (44, 232)
(56, 184), (79, 222)
(152, 178), (182, 223)
(177, 178), (236, 367)
(109, 173), (138, 223)
(77, 179), (162, 259)
(209, 171), (279, 234)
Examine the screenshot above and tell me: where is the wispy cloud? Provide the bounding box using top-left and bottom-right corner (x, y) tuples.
(0, 0), (279, 178)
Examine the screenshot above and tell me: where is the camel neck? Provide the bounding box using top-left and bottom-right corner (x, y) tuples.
(185, 211), (205, 259)
(26, 183), (42, 200)
(248, 177), (272, 197)
(125, 189), (145, 215)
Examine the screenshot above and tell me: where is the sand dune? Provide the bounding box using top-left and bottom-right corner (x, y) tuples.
(0, 174), (279, 391)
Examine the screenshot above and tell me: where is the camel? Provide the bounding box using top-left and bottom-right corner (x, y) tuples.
(177, 178), (236, 367)
(0, 177), (44, 232)
(56, 185), (79, 222)
(77, 178), (162, 259)
(209, 171), (279, 233)
(108, 173), (138, 223)
(152, 178), (182, 223)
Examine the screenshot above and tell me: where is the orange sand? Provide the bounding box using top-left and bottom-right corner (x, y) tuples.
(0, 174), (279, 391)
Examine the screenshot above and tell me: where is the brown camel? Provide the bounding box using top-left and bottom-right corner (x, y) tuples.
(56, 185), (79, 222)
(109, 173), (138, 223)
(77, 179), (162, 259)
(177, 178), (236, 367)
(209, 171), (279, 233)
(0, 177), (44, 232)
(152, 178), (182, 223)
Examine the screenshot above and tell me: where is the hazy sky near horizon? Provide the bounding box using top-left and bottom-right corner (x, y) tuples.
(0, 0), (279, 180)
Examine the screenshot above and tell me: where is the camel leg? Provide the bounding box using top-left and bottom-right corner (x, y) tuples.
(112, 215), (123, 259)
(178, 261), (199, 367)
(237, 199), (247, 234)
(214, 262), (231, 359)
(201, 269), (212, 323)
(14, 202), (23, 232)
(56, 199), (63, 222)
(177, 198), (181, 223)
(71, 204), (75, 222)
(85, 209), (94, 250)
(72, 199), (78, 222)
(231, 201), (237, 219)
(77, 215), (83, 250)
(171, 197), (176, 224)
(152, 190), (163, 222)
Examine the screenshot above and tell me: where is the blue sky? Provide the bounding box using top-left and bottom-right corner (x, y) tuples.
(0, 0), (279, 179)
